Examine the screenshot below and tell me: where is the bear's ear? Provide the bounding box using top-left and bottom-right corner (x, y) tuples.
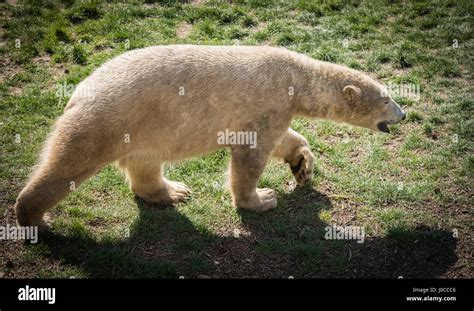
(343, 85), (361, 104)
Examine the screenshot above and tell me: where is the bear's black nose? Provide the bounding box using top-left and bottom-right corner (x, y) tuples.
(402, 113), (406, 120)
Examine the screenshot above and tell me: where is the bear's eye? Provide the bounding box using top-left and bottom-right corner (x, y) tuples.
(384, 101), (390, 105)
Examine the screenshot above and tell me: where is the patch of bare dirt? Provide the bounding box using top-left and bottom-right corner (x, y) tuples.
(0, 58), (22, 84)
(176, 23), (193, 39)
(33, 54), (69, 80)
(190, 0), (206, 5)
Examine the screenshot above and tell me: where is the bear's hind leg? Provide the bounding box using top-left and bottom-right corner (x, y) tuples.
(15, 122), (112, 229)
(15, 166), (101, 229)
(119, 155), (191, 205)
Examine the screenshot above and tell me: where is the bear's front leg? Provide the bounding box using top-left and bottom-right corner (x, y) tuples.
(230, 145), (278, 212)
(272, 128), (315, 186)
(288, 146), (315, 186)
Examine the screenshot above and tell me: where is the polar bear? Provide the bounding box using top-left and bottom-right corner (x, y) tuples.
(14, 45), (405, 229)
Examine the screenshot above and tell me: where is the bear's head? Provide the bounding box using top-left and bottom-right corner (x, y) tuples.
(338, 78), (406, 133)
(296, 63), (406, 133)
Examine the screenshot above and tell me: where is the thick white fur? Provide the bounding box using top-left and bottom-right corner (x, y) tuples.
(14, 45), (405, 228)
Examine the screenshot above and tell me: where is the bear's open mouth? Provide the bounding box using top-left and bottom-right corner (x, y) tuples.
(377, 121), (390, 133)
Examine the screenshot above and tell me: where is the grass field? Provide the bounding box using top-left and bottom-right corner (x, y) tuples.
(0, 0), (472, 278)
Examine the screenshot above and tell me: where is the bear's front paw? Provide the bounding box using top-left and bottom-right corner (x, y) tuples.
(235, 188), (278, 212)
(288, 146), (315, 186)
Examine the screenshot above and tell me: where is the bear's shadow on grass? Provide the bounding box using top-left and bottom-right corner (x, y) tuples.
(39, 185), (457, 278)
